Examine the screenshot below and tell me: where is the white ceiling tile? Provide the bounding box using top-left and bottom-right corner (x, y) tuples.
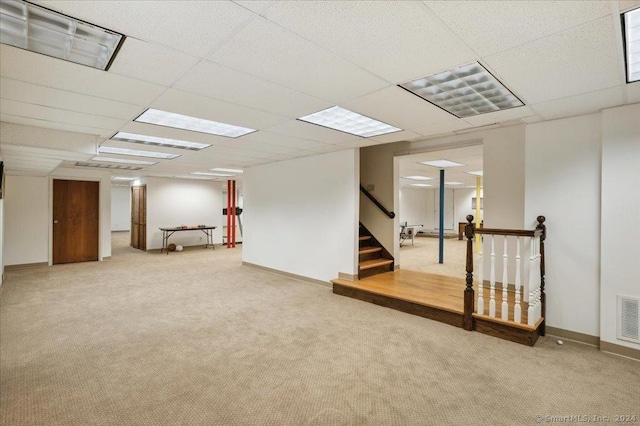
(1, 113), (112, 138)
(337, 139), (381, 149)
(343, 86), (455, 131)
(263, 1), (476, 83)
(0, 45), (166, 105)
(214, 138), (306, 155)
(241, 130), (328, 150)
(425, 1), (612, 56)
(520, 115), (545, 124)
(173, 60), (331, 118)
(619, 1), (640, 12)
(208, 18), (389, 102)
(108, 38), (200, 86)
(305, 145), (346, 154)
(370, 130), (421, 144)
(264, 120), (362, 144)
(1, 78), (143, 120)
(414, 120), (473, 137)
(627, 83), (640, 103)
(150, 89), (290, 130)
(462, 106), (534, 127)
(232, 1), (275, 16)
(205, 145), (274, 160)
(483, 17), (621, 104)
(40, 1), (256, 57)
(1, 122), (98, 153)
(1, 99), (128, 131)
(532, 86), (625, 120)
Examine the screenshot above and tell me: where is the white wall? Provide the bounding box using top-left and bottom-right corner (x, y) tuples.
(453, 188), (479, 227)
(243, 149), (359, 283)
(3, 175), (49, 265)
(399, 187), (476, 231)
(525, 113), (602, 337)
(399, 188), (431, 230)
(111, 186), (130, 231)
(146, 177), (224, 250)
(600, 104), (640, 349)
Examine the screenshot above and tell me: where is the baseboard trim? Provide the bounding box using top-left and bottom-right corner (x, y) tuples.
(600, 341), (640, 361)
(338, 272), (357, 281)
(546, 326), (599, 347)
(242, 262), (332, 288)
(5, 262), (48, 271)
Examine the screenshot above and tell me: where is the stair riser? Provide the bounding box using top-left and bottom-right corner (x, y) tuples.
(359, 251), (383, 262)
(359, 263), (393, 279)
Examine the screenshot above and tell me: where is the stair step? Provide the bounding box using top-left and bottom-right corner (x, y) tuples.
(359, 258), (393, 271)
(359, 246), (382, 255)
(359, 236), (372, 241)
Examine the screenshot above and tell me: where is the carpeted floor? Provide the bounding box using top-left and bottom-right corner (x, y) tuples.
(0, 232), (638, 425)
(399, 236), (467, 278)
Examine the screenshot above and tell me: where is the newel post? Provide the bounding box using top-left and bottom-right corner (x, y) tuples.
(537, 215), (546, 336)
(463, 215), (475, 331)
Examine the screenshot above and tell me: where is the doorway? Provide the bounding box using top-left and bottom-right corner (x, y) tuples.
(130, 185), (146, 250)
(52, 179), (99, 264)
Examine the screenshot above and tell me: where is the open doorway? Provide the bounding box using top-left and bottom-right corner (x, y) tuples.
(111, 183), (136, 255)
(396, 144), (483, 277)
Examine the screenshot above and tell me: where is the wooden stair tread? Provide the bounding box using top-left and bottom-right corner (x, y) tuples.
(359, 258), (393, 270)
(359, 236), (372, 241)
(359, 246), (382, 254)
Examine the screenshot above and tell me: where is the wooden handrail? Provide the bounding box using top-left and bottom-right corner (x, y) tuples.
(474, 228), (543, 237)
(360, 184), (395, 219)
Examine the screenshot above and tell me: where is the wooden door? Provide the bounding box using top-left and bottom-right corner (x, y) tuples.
(52, 179), (99, 264)
(130, 186), (146, 250)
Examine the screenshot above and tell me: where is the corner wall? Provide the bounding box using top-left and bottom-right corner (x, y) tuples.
(111, 186), (131, 231)
(243, 149), (359, 283)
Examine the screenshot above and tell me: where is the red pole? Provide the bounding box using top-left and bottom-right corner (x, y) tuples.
(226, 180), (231, 248)
(231, 180), (236, 248)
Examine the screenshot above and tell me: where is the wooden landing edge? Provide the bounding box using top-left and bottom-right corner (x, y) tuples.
(332, 282), (464, 329)
(472, 314), (544, 346)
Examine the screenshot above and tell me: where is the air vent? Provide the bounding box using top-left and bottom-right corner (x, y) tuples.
(617, 295), (640, 343)
(75, 162), (142, 171)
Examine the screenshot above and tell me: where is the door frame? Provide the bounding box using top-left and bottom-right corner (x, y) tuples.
(48, 175), (106, 266)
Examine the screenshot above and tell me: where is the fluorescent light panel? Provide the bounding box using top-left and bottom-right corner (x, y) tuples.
(76, 162), (141, 170)
(92, 155), (157, 165)
(403, 175), (433, 181)
(211, 167), (243, 174)
(111, 132), (210, 151)
(298, 106), (401, 137)
(400, 62), (523, 118)
(175, 175), (215, 180)
(111, 176), (137, 181)
(136, 109), (256, 138)
(0, 0), (124, 70)
(98, 146), (179, 160)
(623, 8), (640, 83)
(418, 160), (465, 168)
(190, 172), (232, 177)
(410, 184), (432, 187)
(466, 171), (483, 176)
(445, 181), (464, 185)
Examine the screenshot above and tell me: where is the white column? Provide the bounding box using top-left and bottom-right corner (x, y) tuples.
(489, 235), (496, 318)
(501, 236), (509, 321)
(514, 237), (522, 323)
(477, 238), (484, 315)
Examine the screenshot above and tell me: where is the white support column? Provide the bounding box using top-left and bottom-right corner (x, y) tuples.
(501, 236), (509, 321)
(477, 238), (484, 315)
(527, 236), (536, 326)
(489, 235), (496, 318)
(514, 237), (522, 323)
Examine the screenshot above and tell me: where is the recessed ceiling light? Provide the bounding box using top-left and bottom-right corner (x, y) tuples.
(445, 181), (464, 185)
(623, 7), (640, 83)
(111, 132), (210, 151)
(92, 155), (157, 166)
(403, 175), (433, 180)
(111, 176), (138, 181)
(418, 160), (465, 168)
(0, 0), (124, 70)
(410, 183), (432, 187)
(211, 167), (243, 174)
(135, 108), (256, 138)
(466, 171), (483, 176)
(298, 106), (402, 137)
(399, 62), (524, 118)
(190, 172), (232, 177)
(76, 162), (142, 170)
(98, 146), (179, 160)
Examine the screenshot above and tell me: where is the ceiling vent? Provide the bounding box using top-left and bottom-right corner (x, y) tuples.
(617, 295), (640, 343)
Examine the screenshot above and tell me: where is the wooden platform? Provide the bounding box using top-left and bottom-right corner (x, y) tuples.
(332, 269), (543, 346)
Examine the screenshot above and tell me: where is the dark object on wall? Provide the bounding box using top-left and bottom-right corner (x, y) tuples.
(0, 161), (4, 199)
(222, 207), (243, 215)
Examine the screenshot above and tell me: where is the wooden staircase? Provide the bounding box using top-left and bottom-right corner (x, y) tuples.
(359, 223), (394, 279)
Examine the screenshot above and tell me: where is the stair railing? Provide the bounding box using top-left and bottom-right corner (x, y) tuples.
(360, 184), (395, 219)
(463, 215), (546, 333)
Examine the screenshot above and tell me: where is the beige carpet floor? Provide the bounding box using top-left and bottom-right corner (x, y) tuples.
(0, 232), (638, 425)
(399, 236), (467, 279)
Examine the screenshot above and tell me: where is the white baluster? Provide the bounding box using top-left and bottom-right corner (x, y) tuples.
(514, 237), (522, 323)
(535, 236), (542, 322)
(501, 236), (509, 321)
(489, 235), (496, 318)
(477, 239), (484, 315)
(527, 236), (536, 326)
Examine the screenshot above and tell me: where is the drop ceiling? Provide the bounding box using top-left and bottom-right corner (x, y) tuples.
(0, 0), (638, 180)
